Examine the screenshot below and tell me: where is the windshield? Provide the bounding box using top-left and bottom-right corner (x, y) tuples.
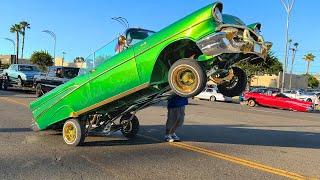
(63, 68), (79, 79)
(275, 93), (289, 98)
(80, 28), (155, 75)
(80, 38), (118, 74)
(18, 65), (40, 72)
(251, 88), (267, 93)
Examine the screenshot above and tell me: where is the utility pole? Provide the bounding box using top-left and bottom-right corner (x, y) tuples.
(280, 0), (295, 92)
(289, 42), (299, 90)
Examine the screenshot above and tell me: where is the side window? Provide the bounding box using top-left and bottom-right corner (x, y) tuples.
(47, 67), (57, 77)
(10, 65), (15, 70)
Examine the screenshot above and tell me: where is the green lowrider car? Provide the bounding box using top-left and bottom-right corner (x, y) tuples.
(30, 2), (272, 146)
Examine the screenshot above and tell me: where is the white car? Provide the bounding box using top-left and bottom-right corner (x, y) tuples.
(283, 90), (318, 103)
(195, 88), (232, 102)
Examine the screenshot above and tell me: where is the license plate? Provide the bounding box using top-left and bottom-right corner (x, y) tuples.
(254, 43), (261, 53)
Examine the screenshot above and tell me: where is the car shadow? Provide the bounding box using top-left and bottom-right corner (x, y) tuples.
(79, 124), (320, 149)
(4, 124), (319, 149)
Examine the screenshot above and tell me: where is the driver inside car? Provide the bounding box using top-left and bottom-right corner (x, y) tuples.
(56, 68), (63, 78)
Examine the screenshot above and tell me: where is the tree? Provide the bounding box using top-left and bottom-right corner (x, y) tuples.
(73, 57), (85, 63)
(303, 53), (315, 74)
(30, 51), (53, 70)
(10, 24), (22, 64)
(237, 52), (283, 80)
(305, 74), (319, 88)
(20, 21), (31, 59)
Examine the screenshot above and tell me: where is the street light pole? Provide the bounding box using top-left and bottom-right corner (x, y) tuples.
(289, 43), (298, 90)
(42, 30), (56, 62)
(280, 0), (295, 92)
(4, 38), (15, 54)
(4, 38), (16, 63)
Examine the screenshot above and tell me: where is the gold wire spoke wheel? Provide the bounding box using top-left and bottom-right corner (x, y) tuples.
(168, 58), (206, 97)
(172, 66), (199, 94)
(63, 123), (77, 143)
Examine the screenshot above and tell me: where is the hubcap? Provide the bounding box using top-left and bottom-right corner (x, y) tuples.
(64, 123), (76, 143)
(172, 66), (198, 93)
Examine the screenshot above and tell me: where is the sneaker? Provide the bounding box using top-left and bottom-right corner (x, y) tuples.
(171, 133), (180, 141)
(164, 135), (174, 142)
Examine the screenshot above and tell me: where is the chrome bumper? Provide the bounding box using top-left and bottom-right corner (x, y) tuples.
(196, 32), (271, 59)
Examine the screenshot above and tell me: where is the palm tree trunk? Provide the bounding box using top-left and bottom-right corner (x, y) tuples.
(21, 34), (25, 59)
(306, 61), (310, 74)
(16, 32), (19, 64)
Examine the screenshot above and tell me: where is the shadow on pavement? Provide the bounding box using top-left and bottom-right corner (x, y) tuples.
(79, 124), (320, 149)
(3, 124), (319, 149)
(0, 128), (33, 133)
(136, 124), (320, 149)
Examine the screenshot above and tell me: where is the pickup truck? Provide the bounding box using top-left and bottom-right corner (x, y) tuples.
(33, 66), (79, 97)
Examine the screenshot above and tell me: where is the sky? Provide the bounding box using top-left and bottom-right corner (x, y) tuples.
(1, 0), (320, 74)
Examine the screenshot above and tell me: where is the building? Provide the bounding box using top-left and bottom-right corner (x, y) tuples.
(0, 55), (15, 68)
(0, 54), (31, 67)
(251, 73), (308, 89)
(54, 57), (85, 68)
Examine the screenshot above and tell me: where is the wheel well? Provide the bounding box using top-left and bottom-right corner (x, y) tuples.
(248, 98), (256, 102)
(150, 39), (202, 83)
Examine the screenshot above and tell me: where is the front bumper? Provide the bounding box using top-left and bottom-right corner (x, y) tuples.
(196, 31), (271, 60)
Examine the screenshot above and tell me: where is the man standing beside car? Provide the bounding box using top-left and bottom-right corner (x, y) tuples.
(165, 95), (188, 142)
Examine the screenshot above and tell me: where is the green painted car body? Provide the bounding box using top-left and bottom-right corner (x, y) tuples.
(30, 2), (271, 131)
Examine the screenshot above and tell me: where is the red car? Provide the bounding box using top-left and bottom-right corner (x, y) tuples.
(244, 90), (314, 112)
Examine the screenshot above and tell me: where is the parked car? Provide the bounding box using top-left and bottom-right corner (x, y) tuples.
(283, 90), (318, 103)
(33, 66), (80, 97)
(244, 91), (314, 112)
(2, 64), (41, 88)
(30, 2), (272, 146)
(195, 87), (232, 102)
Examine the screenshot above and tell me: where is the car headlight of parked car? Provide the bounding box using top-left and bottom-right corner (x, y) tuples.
(212, 4), (223, 23)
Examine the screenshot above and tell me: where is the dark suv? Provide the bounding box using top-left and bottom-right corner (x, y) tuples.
(33, 66), (79, 97)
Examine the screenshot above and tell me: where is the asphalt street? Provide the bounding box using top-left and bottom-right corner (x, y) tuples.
(0, 89), (319, 180)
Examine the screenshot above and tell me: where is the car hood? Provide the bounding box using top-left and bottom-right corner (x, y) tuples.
(222, 14), (246, 26)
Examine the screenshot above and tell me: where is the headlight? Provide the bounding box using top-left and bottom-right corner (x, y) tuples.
(254, 27), (260, 35)
(213, 6), (223, 23)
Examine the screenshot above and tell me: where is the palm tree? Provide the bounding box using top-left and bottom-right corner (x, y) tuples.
(303, 53), (316, 75)
(20, 21), (30, 59)
(10, 24), (22, 64)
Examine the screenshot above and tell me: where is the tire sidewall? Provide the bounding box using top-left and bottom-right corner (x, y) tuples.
(217, 67), (247, 97)
(63, 119), (84, 146)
